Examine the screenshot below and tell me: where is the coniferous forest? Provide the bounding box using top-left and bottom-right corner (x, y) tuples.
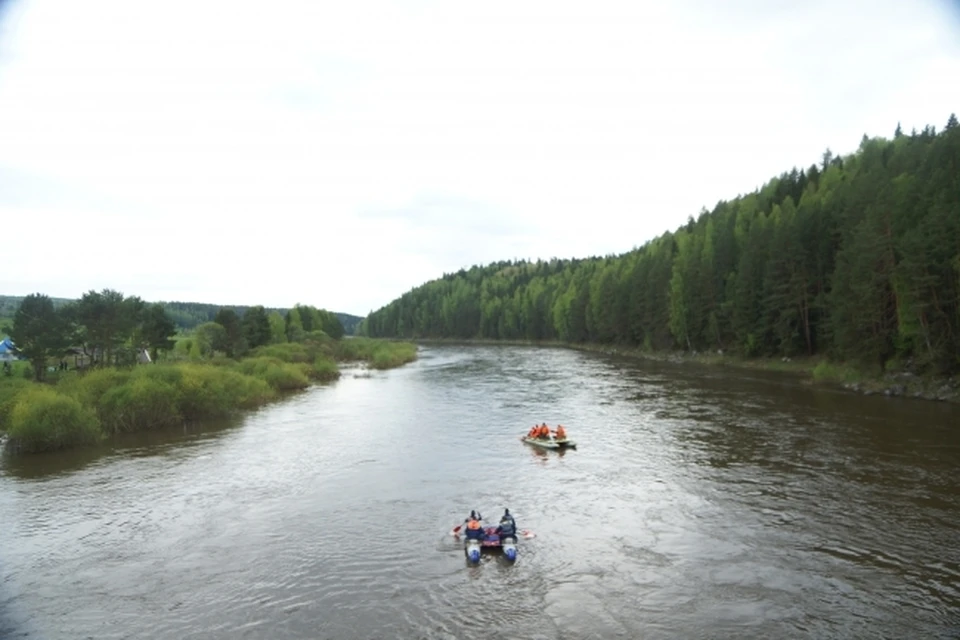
(360, 117), (960, 376)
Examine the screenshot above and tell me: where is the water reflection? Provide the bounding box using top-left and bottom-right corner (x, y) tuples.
(1, 443), (106, 480)
(1, 416), (243, 481)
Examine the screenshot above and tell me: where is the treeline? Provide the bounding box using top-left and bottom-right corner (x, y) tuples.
(179, 303), (346, 360)
(3, 290), (347, 381)
(157, 301), (364, 335)
(361, 116), (960, 375)
(0, 295), (364, 335)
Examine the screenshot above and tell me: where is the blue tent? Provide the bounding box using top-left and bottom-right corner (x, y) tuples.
(0, 337), (19, 361)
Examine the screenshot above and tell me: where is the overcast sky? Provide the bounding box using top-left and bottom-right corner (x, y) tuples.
(0, 0), (958, 316)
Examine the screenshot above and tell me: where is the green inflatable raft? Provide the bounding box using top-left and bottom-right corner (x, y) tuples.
(522, 436), (577, 450)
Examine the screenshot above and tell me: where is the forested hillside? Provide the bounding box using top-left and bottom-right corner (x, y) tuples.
(0, 296), (364, 335)
(360, 116), (960, 375)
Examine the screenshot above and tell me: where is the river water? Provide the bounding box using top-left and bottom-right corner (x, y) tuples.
(1, 345), (958, 639)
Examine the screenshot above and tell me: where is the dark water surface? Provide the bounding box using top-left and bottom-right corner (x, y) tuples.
(1, 345), (958, 639)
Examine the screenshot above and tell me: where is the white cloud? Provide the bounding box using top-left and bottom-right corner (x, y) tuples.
(0, 0), (958, 314)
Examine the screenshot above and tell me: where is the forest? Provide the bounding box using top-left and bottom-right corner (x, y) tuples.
(360, 116), (960, 376)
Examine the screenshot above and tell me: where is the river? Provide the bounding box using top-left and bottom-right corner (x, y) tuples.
(1, 345), (958, 639)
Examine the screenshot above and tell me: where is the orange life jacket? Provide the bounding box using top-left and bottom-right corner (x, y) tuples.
(467, 519), (481, 530)
(539, 425), (549, 438)
(556, 426), (566, 439)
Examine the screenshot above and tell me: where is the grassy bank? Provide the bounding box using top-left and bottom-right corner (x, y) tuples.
(0, 337), (418, 454)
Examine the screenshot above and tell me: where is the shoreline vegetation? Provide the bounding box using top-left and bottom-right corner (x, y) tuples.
(362, 118), (960, 406)
(1, 291), (417, 455)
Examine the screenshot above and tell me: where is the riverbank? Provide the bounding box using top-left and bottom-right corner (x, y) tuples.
(0, 338), (419, 454)
(414, 338), (960, 404)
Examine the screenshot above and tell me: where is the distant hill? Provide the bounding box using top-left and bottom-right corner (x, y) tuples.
(0, 295), (365, 335)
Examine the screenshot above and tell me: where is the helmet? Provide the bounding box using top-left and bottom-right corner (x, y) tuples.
(503, 508), (510, 516)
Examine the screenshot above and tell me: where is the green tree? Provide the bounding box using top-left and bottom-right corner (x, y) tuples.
(268, 311), (287, 344)
(214, 308), (246, 356)
(193, 322), (228, 357)
(70, 289), (144, 366)
(318, 309), (345, 339)
(5, 293), (69, 381)
(242, 306), (271, 349)
(139, 303), (177, 361)
(285, 307), (305, 342)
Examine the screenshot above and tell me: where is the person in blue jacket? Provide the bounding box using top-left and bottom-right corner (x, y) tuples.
(496, 508), (517, 542)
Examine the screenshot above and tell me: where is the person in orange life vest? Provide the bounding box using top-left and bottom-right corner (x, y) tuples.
(463, 510), (484, 541)
(554, 425), (567, 440)
(528, 426), (539, 437)
(538, 424), (550, 438)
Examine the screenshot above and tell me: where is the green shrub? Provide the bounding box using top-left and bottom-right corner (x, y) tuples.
(812, 360), (861, 384)
(99, 377), (182, 433)
(7, 387), (102, 453)
(57, 368), (133, 408)
(178, 365), (232, 419)
(173, 337), (194, 359)
(177, 364), (275, 420)
(311, 356), (341, 382)
(332, 337), (417, 368)
(0, 378), (31, 431)
(235, 357), (310, 390)
(214, 367), (276, 409)
(252, 343), (312, 363)
(135, 364), (184, 387)
(264, 363), (310, 390)
(235, 356), (284, 376)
